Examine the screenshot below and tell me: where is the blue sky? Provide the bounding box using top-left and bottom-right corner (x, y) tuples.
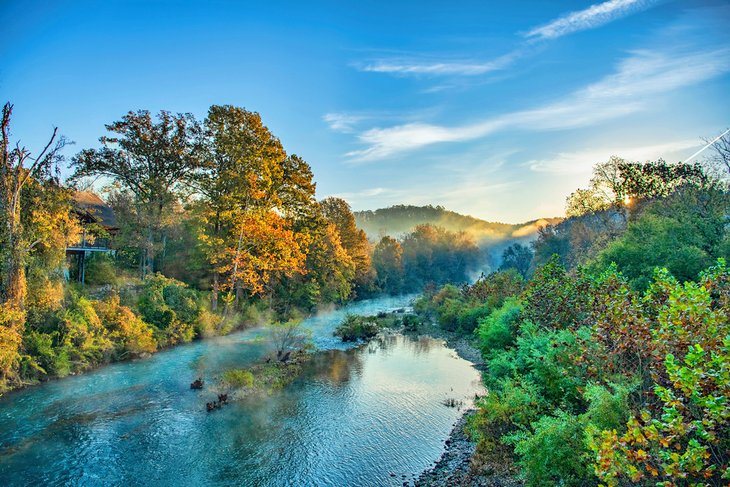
(1, 0), (728, 222)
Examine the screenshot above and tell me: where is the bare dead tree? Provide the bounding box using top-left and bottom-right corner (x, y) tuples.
(0, 102), (66, 309)
(702, 129), (730, 177)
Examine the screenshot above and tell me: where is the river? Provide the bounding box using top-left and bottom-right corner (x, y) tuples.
(0, 295), (484, 486)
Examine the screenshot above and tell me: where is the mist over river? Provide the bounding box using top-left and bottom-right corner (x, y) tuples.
(0, 295), (484, 486)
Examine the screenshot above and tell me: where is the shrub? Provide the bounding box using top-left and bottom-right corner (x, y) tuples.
(95, 295), (157, 357)
(401, 314), (420, 332)
(83, 253), (119, 286)
(221, 369), (254, 388)
(476, 298), (522, 357)
(334, 315), (381, 342)
(0, 304), (24, 391)
(57, 292), (114, 369)
(457, 302), (491, 334)
(136, 274), (204, 346)
(582, 382), (633, 433)
(21, 331), (71, 378)
(507, 411), (592, 487)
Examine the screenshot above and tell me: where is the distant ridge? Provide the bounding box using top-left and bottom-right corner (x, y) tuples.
(354, 205), (562, 246)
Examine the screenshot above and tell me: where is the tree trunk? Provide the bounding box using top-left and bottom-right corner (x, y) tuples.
(2, 197), (25, 310)
(212, 271), (219, 311)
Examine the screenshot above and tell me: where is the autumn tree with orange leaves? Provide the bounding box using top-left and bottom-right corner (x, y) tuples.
(196, 105), (313, 311)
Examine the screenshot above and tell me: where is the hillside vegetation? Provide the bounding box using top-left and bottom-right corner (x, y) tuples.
(355, 205), (561, 245)
(416, 155), (730, 486)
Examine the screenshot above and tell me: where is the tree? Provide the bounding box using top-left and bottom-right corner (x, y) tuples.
(278, 211), (355, 309)
(400, 224), (480, 291)
(0, 103), (73, 391)
(196, 105), (311, 309)
(499, 243), (533, 278)
(1, 103), (67, 308)
(702, 128), (730, 177)
(320, 197), (375, 296)
(566, 157), (710, 218)
(70, 110), (205, 276)
(373, 236), (404, 294)
(267, 319), (311, 357)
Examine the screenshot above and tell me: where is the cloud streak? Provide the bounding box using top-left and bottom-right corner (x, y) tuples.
(358, 52), (519, 77)
(525, 0), (659, 40)
(344, 47), (730, 161)
(356, 0), (660, 77)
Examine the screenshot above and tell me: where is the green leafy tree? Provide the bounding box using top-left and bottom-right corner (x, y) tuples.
(70, 110), (205, 276)
(373, 235), (404, 294)
(499, 243), (533, 278)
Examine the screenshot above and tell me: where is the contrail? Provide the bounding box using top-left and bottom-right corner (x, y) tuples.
(685, 126), (730, 163)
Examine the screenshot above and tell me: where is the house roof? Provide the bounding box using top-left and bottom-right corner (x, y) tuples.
(72, 191), (118, 229)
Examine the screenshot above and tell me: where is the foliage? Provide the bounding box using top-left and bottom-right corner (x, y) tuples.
(221, 368), (254, 388)
(196, 105), (313, 309)
(83, 253), (120, 286)
(594, 185), (729, 290)
(522, 255), (590, 330)
(136, 274), (206, 346)
(373, 235), (404, 294)
(334, 314), (382, 342)
(70, 109), (205, 276)
(95, 294), (157, 357)
(499, 243), (533, 278)
(267, 319), (311, 354)
(320, 197), (375, 297)
(0, 303), (24, 391)
(592, 340), (729, 486)
(476, 298), (522, 357)
(400, 224), (480, 292)
(507, 411), (592, 487)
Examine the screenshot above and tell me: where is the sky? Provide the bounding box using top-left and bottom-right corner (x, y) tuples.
(1, 0), (728, 223)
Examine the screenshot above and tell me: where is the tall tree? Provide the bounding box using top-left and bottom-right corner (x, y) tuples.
(1, 103), (67, 309)
(0, 103), (73, 391)
(70, 110), (205, 276)
(499, 243), (533, 278)
(196, 105), (311, 309)
(320, 197), (375, 297)
(373, 235), (403, 294)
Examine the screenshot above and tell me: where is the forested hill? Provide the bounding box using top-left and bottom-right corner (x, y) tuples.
(354, 205), (561, 246)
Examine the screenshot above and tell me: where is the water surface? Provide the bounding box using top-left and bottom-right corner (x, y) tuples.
(0, 295), (484, 486)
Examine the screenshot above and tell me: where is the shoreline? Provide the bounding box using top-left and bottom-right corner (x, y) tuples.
(410, 321), (522, 487)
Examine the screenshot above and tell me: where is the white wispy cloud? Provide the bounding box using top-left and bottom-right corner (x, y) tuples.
(355, 0), (659, 78)
(323, 113), (367, 133)
(525, 0), (659, 40)
(527, 139), (703, 174)
(358, 52), (519, 77)
(344, 47), (730, 161)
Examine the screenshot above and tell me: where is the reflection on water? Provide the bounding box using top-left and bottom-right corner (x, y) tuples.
(0, 295), (484, 486)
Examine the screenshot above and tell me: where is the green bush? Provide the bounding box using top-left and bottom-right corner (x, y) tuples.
(83, 253), (119, 286)
(56, 292), (114, 369)
(95, 295), (157, 357)
(476, 298), (522, 357)
(221, 368), (254, 388)
(136, 274), (205, 346)
(334, 315), (381, 341)
(507, 411), (592, 487)
(401, 314), (420, 332)
(457, 302), (491, 333)
(582, 382), (632, 433)
(22, 331), (71, 378)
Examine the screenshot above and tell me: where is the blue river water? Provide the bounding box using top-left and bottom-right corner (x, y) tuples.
(0, 295), (484, 486)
